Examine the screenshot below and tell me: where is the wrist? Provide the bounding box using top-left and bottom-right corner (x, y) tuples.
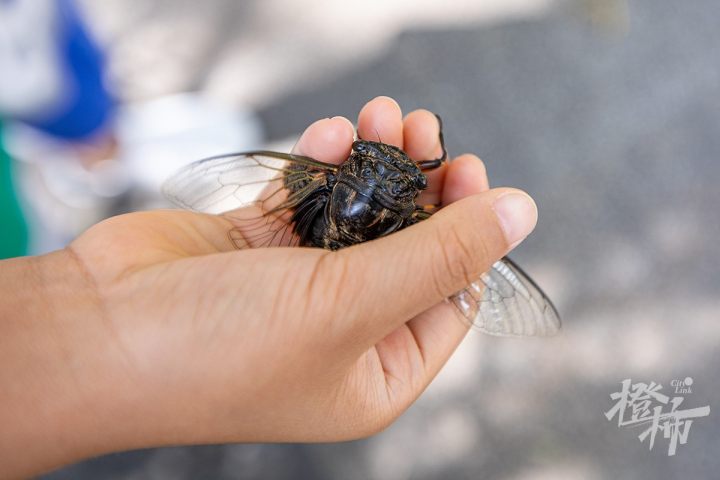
(0, 249), (135, 476)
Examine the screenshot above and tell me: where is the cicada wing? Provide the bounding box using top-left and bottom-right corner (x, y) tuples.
(162, 150), (337, 213)
(162, 151), (338, 249)
(451, 257), (561, 337)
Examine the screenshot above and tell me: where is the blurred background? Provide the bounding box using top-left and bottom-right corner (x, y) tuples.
(1, 0), (719, 478)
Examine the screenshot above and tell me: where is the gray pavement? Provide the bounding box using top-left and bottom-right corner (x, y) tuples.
(46, 0), (720, 478)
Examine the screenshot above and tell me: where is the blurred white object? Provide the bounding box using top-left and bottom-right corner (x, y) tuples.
(117, 92), (262, 195)
(4, 122), (127, 253)
(4, 92), (263, 253)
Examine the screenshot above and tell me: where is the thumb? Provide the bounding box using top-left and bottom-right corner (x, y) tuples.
(332, 187), (538, 346)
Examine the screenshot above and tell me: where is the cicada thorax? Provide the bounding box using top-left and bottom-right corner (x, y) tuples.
(305, 141), (428, 250)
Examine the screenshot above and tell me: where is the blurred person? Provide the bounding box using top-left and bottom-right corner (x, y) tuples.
(0, 0), (119, 254)
(1, 0), (264, 255)
(0, 97), (539, 477)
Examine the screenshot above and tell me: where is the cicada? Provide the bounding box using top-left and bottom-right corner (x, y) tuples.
(163, 116), (561, 336)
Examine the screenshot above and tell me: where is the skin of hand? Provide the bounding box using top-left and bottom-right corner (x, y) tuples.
(0, 96), (537, 477)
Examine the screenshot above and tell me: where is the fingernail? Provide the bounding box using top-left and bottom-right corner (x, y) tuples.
(492, 192), (538, 249)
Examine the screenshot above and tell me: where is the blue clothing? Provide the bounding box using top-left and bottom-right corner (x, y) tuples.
(1, 0), (115, 140)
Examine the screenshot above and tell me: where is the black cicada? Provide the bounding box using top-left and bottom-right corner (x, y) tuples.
(163, 116), (561, 336)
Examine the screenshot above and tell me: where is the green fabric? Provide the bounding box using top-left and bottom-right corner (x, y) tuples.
(0, 122), (29, 258)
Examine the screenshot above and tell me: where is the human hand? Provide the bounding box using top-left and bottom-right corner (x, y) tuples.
(0, 97), (538, 476)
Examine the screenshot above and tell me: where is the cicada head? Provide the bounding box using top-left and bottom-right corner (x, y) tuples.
(349, 140), (427, 200)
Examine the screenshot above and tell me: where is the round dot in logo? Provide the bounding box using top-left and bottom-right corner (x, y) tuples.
(684, 376), (694, 386)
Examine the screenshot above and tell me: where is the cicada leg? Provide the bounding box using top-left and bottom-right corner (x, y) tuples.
(415, 114), (448, 171)
(406, 207), (434, 226)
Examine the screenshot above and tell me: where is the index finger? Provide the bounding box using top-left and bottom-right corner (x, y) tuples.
(224, 117), (355, 248)
(292, 116), (355, 163)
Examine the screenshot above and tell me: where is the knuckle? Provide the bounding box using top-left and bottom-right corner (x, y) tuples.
(430, 223), (481, 296)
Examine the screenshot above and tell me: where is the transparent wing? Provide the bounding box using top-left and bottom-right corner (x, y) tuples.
(162, 150), (338, 213)
(451, 257), (561, 336)
(162, 151), (338, 248)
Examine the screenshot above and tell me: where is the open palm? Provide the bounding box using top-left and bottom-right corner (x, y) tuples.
(67, 97), (504, 449)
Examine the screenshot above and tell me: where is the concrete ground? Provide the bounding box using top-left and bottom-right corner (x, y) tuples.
(46, 0), (720, 478)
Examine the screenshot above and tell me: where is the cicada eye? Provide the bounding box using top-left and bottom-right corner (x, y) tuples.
(415, 175), (428, 190)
